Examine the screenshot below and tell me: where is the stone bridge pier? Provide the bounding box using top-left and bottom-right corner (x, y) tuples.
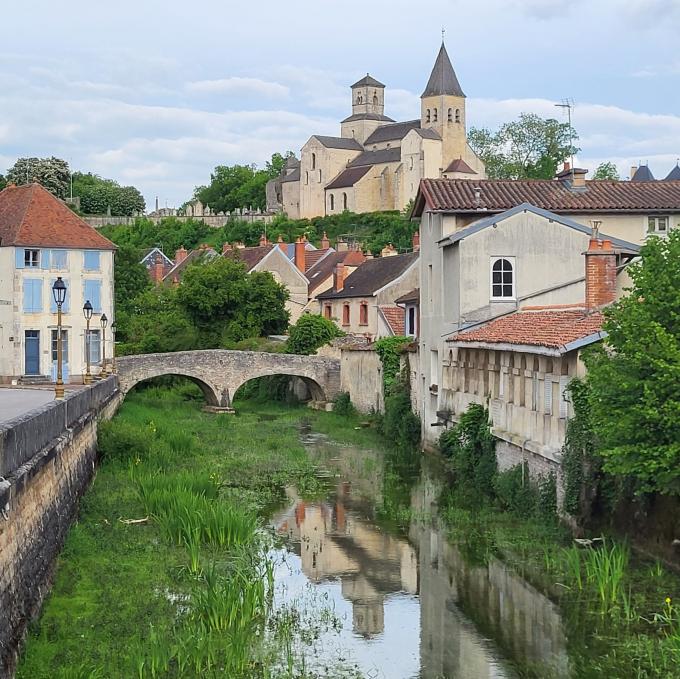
(116, 350), (342, 411)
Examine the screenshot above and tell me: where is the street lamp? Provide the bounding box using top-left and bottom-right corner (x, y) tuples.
(83, 301), (93, 385)
(52, 277), (67, 399)
(111, 321), (117, 374)
(100, 313), (108, 377)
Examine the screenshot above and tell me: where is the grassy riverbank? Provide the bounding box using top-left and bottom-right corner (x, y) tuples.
(17, 383), (381, 679)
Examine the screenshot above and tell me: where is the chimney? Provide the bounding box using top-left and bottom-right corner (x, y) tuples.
(151, 254), (166, 284)
(585, 238), (617, 309)
(175, 247), (188, 264)
(630, 165), (637, 181)
(333, 263), (346, 292)
(259, 233), (268, 246)
(381, 243), (398, 257)
(563, 160), (571, 173)
(222, 242), (232, 254)
(412, 230), (420, 252)
(336, 237), (348, 252)
(572, 168), (587, 188)
(321, 231), (330, 250)
(277, 234), (287, 252)
(556, 165), (587, 189)
(294, 236), (306, 272)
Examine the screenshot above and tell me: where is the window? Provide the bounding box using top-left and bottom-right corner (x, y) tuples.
(406, 306), (417, 337)
(373, 94), (378, 106)
(544, 374), (553, 416)
(318, 169), (322, 183)
(24, 249), (40, 268)
(342, 193), (348, 210)
(50, 249), (68, 270)
(409, 157), (414, 170)
(426, 109), (431, 123)
(430, 350), (438, 388)
(323, 305), (331, 319)
(311, 153), (316, 170)
(491, 257), (515, 299)
(305, 171), (309, 185)
(559, 375), (570, 418)
(86, 329), (101, 364)
(647, 216), (669, 234)
(23, 279), (43, 312)
(51, 329), (68, 362)
(50, 279), (70, 313)
(84, 279), (102, 313)
(455, 108), (461, 123)
(329, 194), (335, 211)
(433, 108), (438, 122)
(359, 303), (368, 326)
(447, 108), (453, 122)
(83, 251), (100, 271)
(427, 264), (433, 310)
(342, 304), (350, 325)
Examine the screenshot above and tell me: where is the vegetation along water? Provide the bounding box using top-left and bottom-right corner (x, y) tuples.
(16, 380), (680, 678)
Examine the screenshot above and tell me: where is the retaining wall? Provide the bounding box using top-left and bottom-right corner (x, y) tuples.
(340, 347), (384, 414)
(0, 378), (121, 677)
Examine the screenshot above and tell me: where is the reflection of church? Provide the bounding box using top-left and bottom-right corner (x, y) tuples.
(273, 481), (418, 637)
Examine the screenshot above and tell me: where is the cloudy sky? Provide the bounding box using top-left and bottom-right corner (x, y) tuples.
(2, 0), (680, 208)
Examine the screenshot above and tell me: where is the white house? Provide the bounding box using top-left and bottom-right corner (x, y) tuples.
(0, 183), (116, 384)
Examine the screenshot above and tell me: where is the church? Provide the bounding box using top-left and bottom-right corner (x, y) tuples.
(267, 42), (486, 219)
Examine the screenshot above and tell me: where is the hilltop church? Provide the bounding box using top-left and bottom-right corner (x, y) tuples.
(266, 43), (486, 219)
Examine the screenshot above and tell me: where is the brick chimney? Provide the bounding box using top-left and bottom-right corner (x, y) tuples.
(336, 237), (348, 252)
(630, 165), (637, 181)
(333, 263), (346, 292)
(222, 242), (232, 254)
(381, 243), (398, 257)
(412, 230), (420, 252)
(294, 236), (306, 272)
(585, 238), (617, 309)
(259, 233), (268, 246)
(321, 231), (330, 250)
(151, 254), (166, 284)
(277, 234), (287, 252)
(175, 246), (188, 264)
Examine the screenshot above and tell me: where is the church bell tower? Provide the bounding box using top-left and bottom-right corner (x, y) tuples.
(341, 74), (394, 144)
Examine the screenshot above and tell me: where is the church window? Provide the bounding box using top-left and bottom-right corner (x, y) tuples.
(426, 109), (431, 123)
(311, 153), (316, 170)
(329, 194), (334, 211)
(455, 108), (461, 123)
(357, 93), (363, 104)
(433, 108), (438, 122)
(305, 171), (309, 185)
(373, 93), (378, 106)
(447, 108), (453, 122)
(342, 192), (348, 210)
(351, 129), (355, 137)
(318, 169), (322, 182)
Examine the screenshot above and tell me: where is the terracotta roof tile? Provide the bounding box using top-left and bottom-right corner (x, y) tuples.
(0, 183), (115, 249)
(379, 305), (405, 336)
(448, 309), (605, 353)
(305, 249), (329, 271)
(223, 244), (274, 270)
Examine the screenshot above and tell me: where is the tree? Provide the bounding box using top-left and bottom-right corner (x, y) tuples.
(286, 313), (343, 355)
(0, 174), (6, 191)
(584, 230), (680, 495)
(592, 161), (620, 180)
(72, 172), (145, 216)
(469, 113), (579, 179)
(113, 245), (152, 342)
(6, 157), (71, 198)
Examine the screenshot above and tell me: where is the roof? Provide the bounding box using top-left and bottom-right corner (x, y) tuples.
(632, 165), (655, 182)
(421, 42), (465, 98)
(414, 177), (680, 216)
(305, 248), (331, 271)
(379, 305), (405, 336)
(347, 148), (402, 168)
(317, 252), (418, 300)
(341, 113), (395, 124)
(306, 250), (366, 294)
(414, 128), (441, 140)
(281, 166), (300, 183)
(351, 74), (385, 88)
(665, 164), (680, 181)
(224, 244), (274, 270)
(444, 158), (476, 174)
(140, 247), (173, 265)
(0, 183), (116, 250)
(395, 288), (419, 305)
(448, 308), (605, 356)
(440, 203), (641, 254)
(164, 247), (218, 282)
(325, 165), (372, 190)
(364, 120), (421, 145)
(312, 135), (363, 151)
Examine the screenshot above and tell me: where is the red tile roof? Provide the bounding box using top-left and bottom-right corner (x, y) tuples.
(0, 183), (115, 249)
(448, 308), (605, 353)
(415, 177), (680, 216)
(224, 244), (274, 270)
(379, 305), (405, 336)
(305, 249), (330, 271)
(444, 159), (476, 174)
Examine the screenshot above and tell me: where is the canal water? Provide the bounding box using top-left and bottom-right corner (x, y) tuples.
(269, 429), (571, 679)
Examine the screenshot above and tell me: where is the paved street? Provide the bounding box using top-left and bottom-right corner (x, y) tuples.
(0, 388), (55, 424)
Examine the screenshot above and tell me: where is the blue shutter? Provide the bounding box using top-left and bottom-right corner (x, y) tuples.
(63, 280), (69, 313)
(40, 250), (49, 270)
(23, 280), (32, 311)
(23, 279), (43, 312)
(84, 251), (100, 271)
(15, 249), (24, 269)
(50, 279), (56, 313)
(84, 280), (102, 312)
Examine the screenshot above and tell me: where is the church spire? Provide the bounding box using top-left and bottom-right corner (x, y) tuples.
(421, 42), (465, 98)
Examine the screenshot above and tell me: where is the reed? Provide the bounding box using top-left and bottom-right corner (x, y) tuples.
(584, 541), (629, 611)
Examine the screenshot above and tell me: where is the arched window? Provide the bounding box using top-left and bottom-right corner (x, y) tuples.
(426, 109), (431, 123)
(342, 192), (348, 210)
(311, 153), (316, 170)
(491, 257), (515, 299)
(409, 157), (414, 170)
(433, 108), (438, 122)
(342, 304), (350, 325)
(455, 108), (461, 123)
(359, 303), (368, 326)
(305, 171), (309, 185)
(447, 108), (453, 122)
(329, 194), (334, 211)
(357, 93), (363, 104)
(373, 93), (378, 106)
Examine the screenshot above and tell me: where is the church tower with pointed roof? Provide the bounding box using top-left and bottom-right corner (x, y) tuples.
(421, 42), (468, 169)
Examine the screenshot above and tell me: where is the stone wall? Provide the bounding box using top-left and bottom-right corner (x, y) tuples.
(83, 213), (275, 229)
(0, 378), (121, 677)
(340, 347), (384, 413)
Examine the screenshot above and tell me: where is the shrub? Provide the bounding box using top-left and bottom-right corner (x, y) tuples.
(332, 392), (356, 417)
(285, 313), (343, 355)
(374, 336), (409, 388)
(382, 366), (420, 449)
(493, 463), (539, 516)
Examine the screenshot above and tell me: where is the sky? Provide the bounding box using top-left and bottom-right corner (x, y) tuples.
(2, 0), (680, 208)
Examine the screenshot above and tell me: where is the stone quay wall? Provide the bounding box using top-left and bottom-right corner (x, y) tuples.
(340, 347), (384, 414)
(0, 378), (121, 677)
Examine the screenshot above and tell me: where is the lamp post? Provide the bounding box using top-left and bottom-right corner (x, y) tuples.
(52, 278), (67, 399)
(111, 321), (117, 374)
(83, 301), (93, 385)
(100, 313), (108, 377)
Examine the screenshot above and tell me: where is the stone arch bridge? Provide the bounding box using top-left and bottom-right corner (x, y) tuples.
(116, 350), (341, 411)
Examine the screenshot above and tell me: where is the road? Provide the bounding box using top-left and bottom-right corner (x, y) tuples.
(0, 388), (55, 424)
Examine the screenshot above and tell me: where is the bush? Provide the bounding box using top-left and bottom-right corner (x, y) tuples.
(374, 336), (409, 388)
(286, 313), (343, 355)
(382, 367), (420, 450)
(493, 463), (538, 516)
(332, 392), (356, 417)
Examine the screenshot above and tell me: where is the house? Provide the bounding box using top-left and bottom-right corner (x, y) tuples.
(413, 198), (640, 449)
(268, 41), (485, 219)
(140, 247), (174, 283)
(0, 183), (116, 383)
(304, 248), (366, 313)
(317, 252), (419, 340)
(441, 238), (630, 479)
(162, 245), (219, 285)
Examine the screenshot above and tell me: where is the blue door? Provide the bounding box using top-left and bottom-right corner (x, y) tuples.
(25, 330), (40, 375)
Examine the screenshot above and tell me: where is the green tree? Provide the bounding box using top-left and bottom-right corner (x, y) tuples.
(0, 174), (6, 191)
(469, 113), (579, 179)
(286, 313), (343, 355)
(592, 161), (620, 180)
(113, 245), (152, 342)
(72, 172), (145, 216)
(6, 156), (71, 198)
(584, 230), (680, 495)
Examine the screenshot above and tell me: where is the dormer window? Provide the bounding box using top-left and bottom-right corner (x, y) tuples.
(491, 257), (515, 300)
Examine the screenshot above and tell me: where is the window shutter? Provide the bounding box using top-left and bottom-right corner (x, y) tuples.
(559, 376), (570, 418)
(544, 374), (553, 415)
(15, 249), (24, 269)
(23, 280), (32, 311)
(50, 279), (57, 313)
(40, 250), (49, 270)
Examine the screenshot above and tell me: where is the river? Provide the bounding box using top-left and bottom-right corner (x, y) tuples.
(269, 427), (571, 679)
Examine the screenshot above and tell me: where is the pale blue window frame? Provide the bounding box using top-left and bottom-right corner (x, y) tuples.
(84, 279), (102, 313)
(83, 251), (100, 271)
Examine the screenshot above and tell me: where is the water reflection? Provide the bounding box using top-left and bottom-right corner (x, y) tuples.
(269, 433), (570, 678)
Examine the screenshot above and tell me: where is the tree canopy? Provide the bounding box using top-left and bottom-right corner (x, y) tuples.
(592, 161), (620, 180)
(584, 230), (680, 495)
(0, 174), (6, 191)
(72, 172), (145, 216)
(468, 113), (579, 179)
(286, 313), (343, 355)
(6, 157), (71, 198)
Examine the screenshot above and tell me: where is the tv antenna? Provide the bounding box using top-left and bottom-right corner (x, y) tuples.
(555, 98), (575, 179)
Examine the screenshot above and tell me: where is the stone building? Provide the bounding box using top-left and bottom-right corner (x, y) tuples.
(270, 42), (485, 219)
(0, 183), (116, 383)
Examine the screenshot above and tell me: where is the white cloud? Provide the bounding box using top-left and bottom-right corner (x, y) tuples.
(186, 77), (290, 98)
